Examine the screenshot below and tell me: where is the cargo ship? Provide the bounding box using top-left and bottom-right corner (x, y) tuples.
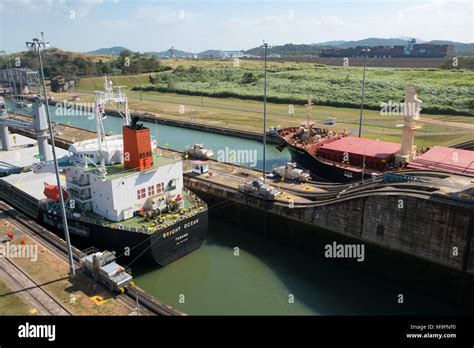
(276, 86), (474, 182)
(0, 79), (208, 266)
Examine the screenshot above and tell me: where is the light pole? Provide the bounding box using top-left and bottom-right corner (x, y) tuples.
(26, 34), (76, 277)
(262, 41), (268, 184)
(358, 48), (370, 138)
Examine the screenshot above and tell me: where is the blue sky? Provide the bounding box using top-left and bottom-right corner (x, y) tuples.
(0, 0), (472, 53)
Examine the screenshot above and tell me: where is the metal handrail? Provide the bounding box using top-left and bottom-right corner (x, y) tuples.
(66, 204), (205, 235)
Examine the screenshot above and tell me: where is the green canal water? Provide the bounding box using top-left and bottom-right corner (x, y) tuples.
(6, 101), (470, 315)
(6, 100), (288, 170)
(132, 217), (469, 315)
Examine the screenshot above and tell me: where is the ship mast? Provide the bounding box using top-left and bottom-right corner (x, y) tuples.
(94, 75), (131, 177)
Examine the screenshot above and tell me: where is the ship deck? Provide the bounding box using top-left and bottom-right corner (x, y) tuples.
(83, 153), (178, 180)
(80, 190), (205, 233)
(0, 170), (65, 201)
(0, 133), (68, 176)
(408, 146), (474, 176)
(0, 169), (206, 234)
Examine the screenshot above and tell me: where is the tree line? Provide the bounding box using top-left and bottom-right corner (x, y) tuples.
(0, 49), (172, 82)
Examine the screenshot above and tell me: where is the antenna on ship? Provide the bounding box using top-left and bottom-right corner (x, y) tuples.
(26, 33), (76, 277)
(94, 74), (131, 178)
(261, 40), (268, 184)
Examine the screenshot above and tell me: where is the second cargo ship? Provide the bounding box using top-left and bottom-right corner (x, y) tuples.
(276, 86), (474, 182)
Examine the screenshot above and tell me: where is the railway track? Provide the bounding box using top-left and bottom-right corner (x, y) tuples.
(0, 201), (184, 316)
(0, 256), (71, 316)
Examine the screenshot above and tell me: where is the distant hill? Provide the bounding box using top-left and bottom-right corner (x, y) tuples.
(87, 38), (474, 59)
(313, 40), (346, 47)
(86, 46), (129, 56)
(314, 38), (409, 48)
(396, 36), (426, 43)
(146, 49), (245, 58)
(197, 50), (244, 58)
(146, 50), (194, 58)
(245, 44), (324, 57)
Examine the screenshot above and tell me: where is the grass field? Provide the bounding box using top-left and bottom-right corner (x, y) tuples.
(72, 61), (474, 148)
(111, 59), (474, 116)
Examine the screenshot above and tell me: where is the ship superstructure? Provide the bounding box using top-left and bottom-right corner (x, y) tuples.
(60, 118), (185, 223)
(0, 78), (208, 266)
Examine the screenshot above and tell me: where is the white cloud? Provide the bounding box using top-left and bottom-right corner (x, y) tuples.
(135, 5), (190, 24)
(0, 0), (119, 18)
(314, 15), (344, 26)
(390, 0), (473, 42)
(1, 0), (471, 54)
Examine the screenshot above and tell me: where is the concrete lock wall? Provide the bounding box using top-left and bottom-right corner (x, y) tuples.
(184, 177), (474, 274)
(185, 177), (474, 306)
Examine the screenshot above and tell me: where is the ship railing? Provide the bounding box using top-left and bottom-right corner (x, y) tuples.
(183, 187), (207, 206)
(67, 211), (144, 232)
(67, 204), (206, 235)
(67, 212), (151, 234)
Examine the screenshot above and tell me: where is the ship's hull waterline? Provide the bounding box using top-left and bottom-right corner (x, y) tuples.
(0, 180), (208, 266)
(42, 209), (208, 266)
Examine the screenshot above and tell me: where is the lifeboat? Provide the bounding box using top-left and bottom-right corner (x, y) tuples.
(43, 182), (69, 202)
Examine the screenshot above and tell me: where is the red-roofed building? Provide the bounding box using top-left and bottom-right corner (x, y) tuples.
(408, 146), (474, 176)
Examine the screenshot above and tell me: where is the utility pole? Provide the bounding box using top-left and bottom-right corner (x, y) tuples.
(262, 41), (268, 184)
(26, 33), (76, 277)
(358, 48), (370, 138)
